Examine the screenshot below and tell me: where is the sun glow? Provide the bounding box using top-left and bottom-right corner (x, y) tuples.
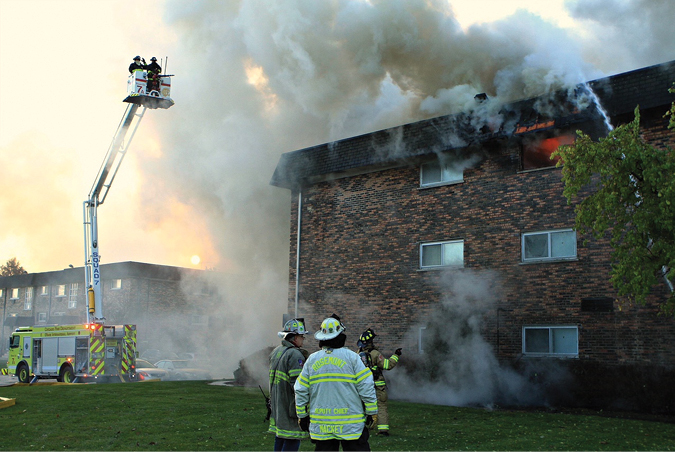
(244, 58), (278, 112)
(191, 255), (201, 265)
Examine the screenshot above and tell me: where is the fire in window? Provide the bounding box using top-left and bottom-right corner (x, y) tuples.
(521, 134), (574, 170)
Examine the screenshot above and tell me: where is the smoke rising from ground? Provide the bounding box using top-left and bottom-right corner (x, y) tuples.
(387, 270), (547, 407)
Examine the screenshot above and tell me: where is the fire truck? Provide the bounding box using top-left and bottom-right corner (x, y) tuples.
(7, 324), (137, 383)
(4, 60), (174, 383)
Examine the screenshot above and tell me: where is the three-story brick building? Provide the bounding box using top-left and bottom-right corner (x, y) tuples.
(271, 61), (675, 411)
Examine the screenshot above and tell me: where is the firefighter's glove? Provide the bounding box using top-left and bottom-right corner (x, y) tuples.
(141, 58), (146, 64)
(395, 348), (402, 356)
(298, 416), (310, 432)
(366, 414), (378, 429)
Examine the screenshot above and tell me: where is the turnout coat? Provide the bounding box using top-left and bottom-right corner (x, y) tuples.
(268, 340), (309, 439)
(294, 346), (378, 441)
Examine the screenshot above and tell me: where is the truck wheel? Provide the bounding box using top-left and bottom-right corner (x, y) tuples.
(59, 365), (75, 383)
(17, 363), (30, 383)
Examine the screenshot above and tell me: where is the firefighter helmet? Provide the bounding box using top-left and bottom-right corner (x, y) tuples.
(357, 328), (376, 348)
(151, 57), (157, 61)
(133, 55), (141, 61)
(278, 318), (310, 339)
(315, 316), (346, 340)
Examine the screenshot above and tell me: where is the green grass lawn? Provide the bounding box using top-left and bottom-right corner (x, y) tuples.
(0, 380), (674, 451)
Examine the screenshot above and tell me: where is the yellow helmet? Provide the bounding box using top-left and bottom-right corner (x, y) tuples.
(314, 316), (345, 340)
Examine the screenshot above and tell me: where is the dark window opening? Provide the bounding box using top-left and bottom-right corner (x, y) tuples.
(581, 297), (614, 312)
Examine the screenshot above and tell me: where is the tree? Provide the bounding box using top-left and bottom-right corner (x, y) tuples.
(1, 257), (27, 276)
(553, 101), (675, 315)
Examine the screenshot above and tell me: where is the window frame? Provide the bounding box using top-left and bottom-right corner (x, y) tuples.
(521, 228), (577, 263)
(420, 239), (465, 269)
(111, 279), (122, 290)
(522, 325), (579, 357)
(24, 287), (33, 310)
(418, 326), (427, 354)
(420, 160), (464, 188)
(10, 288), (19, 299)
(40, 286), (49, 296)
(68, 283), (78, 309)
(56, 285), (66, 297)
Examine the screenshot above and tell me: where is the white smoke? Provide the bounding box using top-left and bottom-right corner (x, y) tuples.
(389, 270), (548, 407)
(129, 0), (674, 378)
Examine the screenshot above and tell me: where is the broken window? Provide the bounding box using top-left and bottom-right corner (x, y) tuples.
(521, 134), (574, 170)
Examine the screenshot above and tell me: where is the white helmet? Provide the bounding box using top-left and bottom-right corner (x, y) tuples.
(314, 316), (346, 340)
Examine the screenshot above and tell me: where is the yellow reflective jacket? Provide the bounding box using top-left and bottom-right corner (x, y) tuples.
(295, 346), (377, 441)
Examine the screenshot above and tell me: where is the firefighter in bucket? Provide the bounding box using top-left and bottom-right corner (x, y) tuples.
(146, 57), (162, 94)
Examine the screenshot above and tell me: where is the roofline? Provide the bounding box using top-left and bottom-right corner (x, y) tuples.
(270, 59), (675, 190)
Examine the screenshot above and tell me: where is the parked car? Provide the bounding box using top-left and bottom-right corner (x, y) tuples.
(134, 358), (170, 381)
(140, 349), (179, 362)
(154, 359), (213, 381)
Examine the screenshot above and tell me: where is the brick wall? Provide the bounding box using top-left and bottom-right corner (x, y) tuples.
(287, 107), (675, 371)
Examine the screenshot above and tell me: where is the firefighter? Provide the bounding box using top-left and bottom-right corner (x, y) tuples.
(295, 314), (378, 451)
(357, 328), (401, 436)
(128, 56), (146, 74)
(269, 318), (311, 451)
(146, 57), (162, 93)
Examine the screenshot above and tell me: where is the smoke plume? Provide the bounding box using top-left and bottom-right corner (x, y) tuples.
(126, 0), (675, 378)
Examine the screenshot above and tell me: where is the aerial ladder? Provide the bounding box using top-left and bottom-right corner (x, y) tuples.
(83, 61), (174, 324)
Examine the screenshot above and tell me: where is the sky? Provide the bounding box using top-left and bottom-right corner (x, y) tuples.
(1, 0), (674, 341)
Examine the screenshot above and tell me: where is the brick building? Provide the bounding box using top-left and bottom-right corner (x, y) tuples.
(271, 61), (675, 410)
(0, 261), (221, 356)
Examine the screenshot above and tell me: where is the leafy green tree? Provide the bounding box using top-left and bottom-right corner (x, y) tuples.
(1, 257), (27, 276)
(553, 101), (675, 315)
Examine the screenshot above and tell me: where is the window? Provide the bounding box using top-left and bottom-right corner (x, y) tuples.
(68, 283), (78, 309)
(38, 312), (47, 323)
(420, 160), (463, 187)
(56, 285), (66, 297)
(40, 286), (49, 296)
(24, 287), (33, 310)
(10, 288), (19, 299)
(523, 326), (578, 356)
(111, 279), (122, 290)
(418, 327), (427, 354)
(522, 229), (576, 262)
(0, 289), (3, 298)
(421, 240), (464, 269)
(521, 134), (574, 170)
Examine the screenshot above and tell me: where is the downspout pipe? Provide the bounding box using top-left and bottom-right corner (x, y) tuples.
(294, 189), (302, 318)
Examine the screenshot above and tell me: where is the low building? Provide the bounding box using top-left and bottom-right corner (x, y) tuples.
(0, 261), (221, 356)
(271, 61), (675, 411)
